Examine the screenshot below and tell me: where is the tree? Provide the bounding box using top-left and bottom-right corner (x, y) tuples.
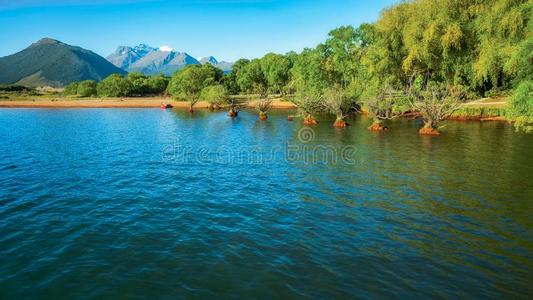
(77, 80), (97, 97)
(127, 72), (149, 95)
(231, 58), (250, 95)
(323, 86), (355, 127)
(236, 59), (267, 96)
(293, 89), (326, 125)
(167, 64), (222, 112)
(260, 53), (292, 95)
(146, 74), (169, 95)
(220, 72), (240, 95)
(409, 85), (461, 135)
(255, 98), (273, 120)
(97, 74), (133, 97)
(365, 85), (402, 131)
(508, 80), (533, 133)
(200, 85), (228, 110)
(63, 82), (79, 95)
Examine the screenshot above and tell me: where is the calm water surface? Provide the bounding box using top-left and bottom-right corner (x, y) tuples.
(0, 108), (532, 299)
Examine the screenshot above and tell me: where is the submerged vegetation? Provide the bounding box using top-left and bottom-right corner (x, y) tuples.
(201, 84), (228, 110)
(409, 86), (461, 135)
(15, 0), (531, 133)
(365, 86), (399, 131)
(255, 98), (273, 120)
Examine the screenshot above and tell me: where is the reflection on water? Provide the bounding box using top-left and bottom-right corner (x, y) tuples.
(0, 108), (531, 299)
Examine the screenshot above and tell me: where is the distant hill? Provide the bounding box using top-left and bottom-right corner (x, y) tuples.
(107, 44), (233, 75)
(200, 56), (218, 65)
(0, 38), (126, 87)
(200, 56), (234, 73)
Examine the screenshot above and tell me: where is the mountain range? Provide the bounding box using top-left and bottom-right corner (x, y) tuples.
(106, 44), (233, 75)
(0, 38), (126, 87)
(0, 39), (234, 87)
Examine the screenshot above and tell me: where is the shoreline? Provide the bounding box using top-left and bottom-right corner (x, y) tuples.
(0, 98), (298, 109)
(0, 97), (509, 122)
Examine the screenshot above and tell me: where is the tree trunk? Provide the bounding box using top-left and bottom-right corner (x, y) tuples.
(228, 107), (238, 117)
(303, 114), (318, 125)
(368, 119), (388, 131)
(418, 121), (440, 135)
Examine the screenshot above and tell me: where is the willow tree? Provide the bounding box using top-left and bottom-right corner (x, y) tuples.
(365, 85), (401, 131)
(372, 0), (531, 96)
(200, 85), (228, 110)
(167, 64), (222, 112)
(293, 90), (325, 125)
(473, 0), (532, 92)
(97, 74), (133, 97)
(260, 53), (292, 95)
(290, 48), (328, 124)
(508, 80), (533, 133)
(323, 86), (356, 127)
(410, 85), (461, 135)
(236, 59), (268, 98)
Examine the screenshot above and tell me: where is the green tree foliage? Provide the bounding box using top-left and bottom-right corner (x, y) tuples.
(126, 72), (169, 95)
(66, 74), (168, 97)
(97, 74), (133, 97)
(260, 53), (292, 95)
(63, 82), (79, 95)
(237, 59), (267, 96)
(167, 64), (222, 101)
(127, 72), (149, 95)
(291, 48), (328, 100)
(145, 74), (169, 95)
(77, 80), (97, 97)
(409, 85), (461, 130)
(200, 85), (229, 108)
(290, 26), (365, 118)
(508, 80), (533, 132)
(64, 80), (97, 97)
(369, 0), (531, 95)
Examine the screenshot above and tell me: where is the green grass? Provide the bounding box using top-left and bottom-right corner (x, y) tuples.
(451, 107), (508, 118)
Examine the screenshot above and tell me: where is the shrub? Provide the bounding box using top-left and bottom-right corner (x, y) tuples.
(127, 72), (149, 95)
(508, 80), (533, 133)
(146, 74), (169, 95)
(76, 80), (97, 97)
(410, 85), (461, 132)
(97, 74), (133, 97)
(0, 85), (32, 92)
(200, 85), (228, 108)
(63, 82), (79, 95)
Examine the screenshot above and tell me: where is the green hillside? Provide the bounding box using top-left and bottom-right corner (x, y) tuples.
(0, 38), (126, 87)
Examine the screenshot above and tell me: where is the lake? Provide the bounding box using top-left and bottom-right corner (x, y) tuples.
(0, 108), (531, 299)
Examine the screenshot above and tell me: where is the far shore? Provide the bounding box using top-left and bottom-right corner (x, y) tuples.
(0, 97), (298, 109)
(0, 96), (510, 122)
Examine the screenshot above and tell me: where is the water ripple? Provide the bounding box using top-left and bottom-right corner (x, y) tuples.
(0, 108), (531, 299)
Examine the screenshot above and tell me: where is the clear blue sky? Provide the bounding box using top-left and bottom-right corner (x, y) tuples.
(0, 0), (398, 61)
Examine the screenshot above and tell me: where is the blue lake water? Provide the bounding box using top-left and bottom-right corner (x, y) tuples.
(0, 108), (532, 299)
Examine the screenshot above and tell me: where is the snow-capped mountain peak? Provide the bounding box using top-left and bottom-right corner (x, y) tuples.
(107, 43), (233, 75)
(159, 45), (174, 52)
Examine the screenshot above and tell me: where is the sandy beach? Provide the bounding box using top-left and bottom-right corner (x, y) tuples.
(0, 97), (298, 109)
